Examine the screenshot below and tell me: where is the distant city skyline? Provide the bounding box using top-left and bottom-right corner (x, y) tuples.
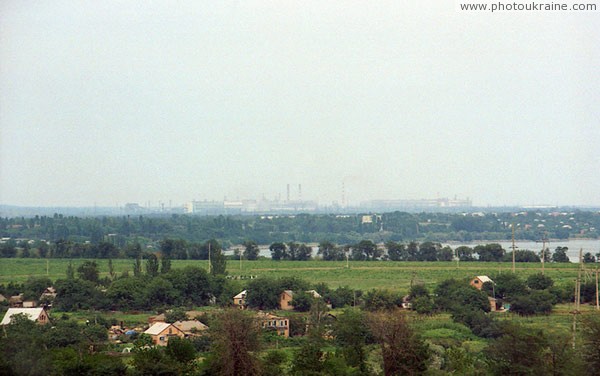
(1, 2), (598, 208)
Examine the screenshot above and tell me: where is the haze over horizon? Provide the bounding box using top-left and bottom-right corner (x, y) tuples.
(1, 2), (599, 208)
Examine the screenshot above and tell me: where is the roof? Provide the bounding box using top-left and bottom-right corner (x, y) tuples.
(475, 276), (493, 284)
(233, 290), (247, 299)
(144, 322), (172, 335)
(282, 290), (294, 297)
(306, 290), (322, 298)
(1, 308), (46, 325)
(173, 320), (208, 333)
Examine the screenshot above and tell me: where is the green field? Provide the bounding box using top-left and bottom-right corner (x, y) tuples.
(0, 258), (582, 293)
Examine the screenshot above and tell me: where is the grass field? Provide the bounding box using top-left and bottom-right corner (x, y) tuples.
(1, 258), (596, 347)
(0, 258), (583, 293)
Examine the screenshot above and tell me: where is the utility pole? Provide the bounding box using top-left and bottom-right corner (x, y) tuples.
(208, 242), (212, 274)
(511, 223), (517, 273)
(541, 234), (547, 275)
(572, 248), (583, 349)
(596, 265), (599, 311)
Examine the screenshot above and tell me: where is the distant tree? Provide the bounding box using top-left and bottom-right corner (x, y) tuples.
(363, 289), (399, 311)
(419, 241), (440, 261)
(133, 256), (142, 277)
(475, 243), (505, 262)
(160, 255), (172, 274)
(145, 253), (159, 277)
(296, 244), (312, 261)
(527, 273), (554, 290)
(77, 261), (99, 284)
(407, 241), (419, 261)
(318, 241), (342, 261)
(456, 246), (475, 261)
(124, 242), (143, 259)
(552, 246), (570, 263)
(243, 241), (260, 260)
(290, 291), (313, 312)
(512, 290), (554, 315)
(165, 308), (188, 323)
(208, 239), (227, 276)
(583, 252), (596, 263)
(164, 266), (213, 306)
(352, 240), (382, 261)
(246, 278), (281, 310)
(66, 261), (75, 279)
(504, 250), (540, 262)
(385, 241), (407, 261)
(437, 246), (454, 261)
(108, 258), (116, 280)
(269, 242), (287, 261)
(492, 273), (527, 300)
(160, 238), (188, 260)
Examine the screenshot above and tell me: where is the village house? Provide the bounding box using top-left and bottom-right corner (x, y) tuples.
(39, 287), (57, 302)
(233, 290), (247, 309)
(143, 322), (185, 346)
(173, 320), (208, 337)
(470, 276), (493, 290)
(280, 289), (322, 310)
(1, 307), (50, 325)
(258, 312), (289, 338)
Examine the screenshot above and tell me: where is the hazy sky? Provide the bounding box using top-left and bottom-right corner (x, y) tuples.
(1, 1), (599, 207)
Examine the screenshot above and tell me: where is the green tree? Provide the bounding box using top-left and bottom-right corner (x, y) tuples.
(484, 323), (549, 375)
(269, 242), (287, 261)
(145, 253), (159, 277)
(334, 308), (370, 372)
(160, 255), (171, 274)
(527, 273), (554, 290)
(552, 246), (570, 263)
(582, 315), (600, 375)
(368, 310), (429, 376)
(352, 240), (382, 261)
(205, 309), (261, 376)
(246, 277), (281, 310)
(243, 240), (260, 260)
(77, 260), (99, 284)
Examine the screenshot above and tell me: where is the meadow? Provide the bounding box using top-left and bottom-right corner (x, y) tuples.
(0, 258), (584, 293)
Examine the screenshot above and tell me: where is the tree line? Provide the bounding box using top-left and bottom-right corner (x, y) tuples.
(4, 236), (599, 264)
(2, 210), (599, 247)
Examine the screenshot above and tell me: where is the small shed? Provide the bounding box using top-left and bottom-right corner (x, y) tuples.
(470, 276), (493, 291)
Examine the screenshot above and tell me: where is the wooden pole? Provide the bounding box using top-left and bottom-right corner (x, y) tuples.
(596, 265), (600, 310)
(511, 224), (517, 273)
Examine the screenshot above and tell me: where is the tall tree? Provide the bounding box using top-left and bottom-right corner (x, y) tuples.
(269, 242), (287, 261)
(205, 309), (261, 376)
(145, 253), (159, 277)
(77, 261), (99, 284)
(243, 240), (260, 260)
(368, 310), (429, 376)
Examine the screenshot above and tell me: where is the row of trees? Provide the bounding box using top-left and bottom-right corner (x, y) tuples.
(4, 237), (595, 264)
(3, 210), (599, 247)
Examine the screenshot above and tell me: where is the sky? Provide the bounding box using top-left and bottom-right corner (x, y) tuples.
(1, 1), (599, 208)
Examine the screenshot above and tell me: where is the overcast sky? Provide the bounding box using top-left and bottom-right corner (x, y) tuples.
(1, 1), (599, 208)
